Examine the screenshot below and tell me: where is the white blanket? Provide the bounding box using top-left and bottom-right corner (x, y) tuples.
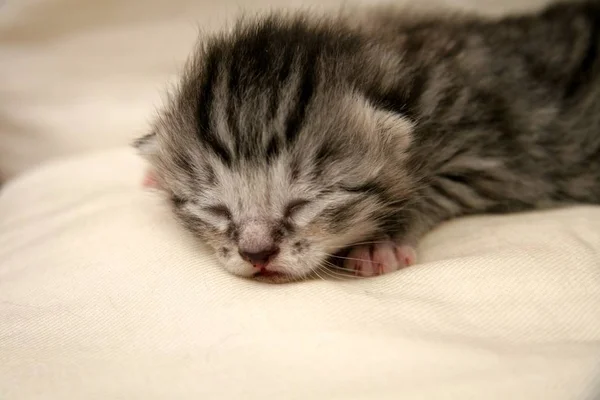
(1, 148), (599, 399)
(1, 0), (599, 398)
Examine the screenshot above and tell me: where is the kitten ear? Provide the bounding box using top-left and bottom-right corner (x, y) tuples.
(373, 109), (414, 151)
(132, 131), (158, 159)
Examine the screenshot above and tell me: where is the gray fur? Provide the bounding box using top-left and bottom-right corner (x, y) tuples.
(135, 0), (600, 280)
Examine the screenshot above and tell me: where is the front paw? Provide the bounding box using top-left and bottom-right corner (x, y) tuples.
(343, 241), (416, 277)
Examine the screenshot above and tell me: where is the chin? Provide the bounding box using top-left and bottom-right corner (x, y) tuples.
(221, 262), (310, 283)
(251, 263), (316, 283)
(251, 271), (303, 284)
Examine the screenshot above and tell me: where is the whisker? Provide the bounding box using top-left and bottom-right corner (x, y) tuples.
(321, 260), (341, 271)
(321, 267), (364, 280)
(328, 254), (371, 262)
(288, 272), (306, 283)
(321, 261), (365, 279)
(315, 267), (338, 280)
(324, 261), (350, 273)
(330, 266), (370, 276)
(321, 271), (349, 281)
(317, 266), (347, 280)
(329, 265), (364, 273)
(312, 267), (329, 281)
(343, 240), (390, 246)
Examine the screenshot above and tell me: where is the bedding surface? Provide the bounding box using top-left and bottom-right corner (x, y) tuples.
(1, 148), (599, 399)
(2, 0), (599, 398)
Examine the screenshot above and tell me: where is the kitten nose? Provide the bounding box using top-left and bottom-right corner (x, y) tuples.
(238, 247), (280, 268)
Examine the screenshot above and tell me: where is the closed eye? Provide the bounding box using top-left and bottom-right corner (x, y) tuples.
(339, 181), (385, 195)
(284, 199), (311, 218)
(205, 204), (232, 220)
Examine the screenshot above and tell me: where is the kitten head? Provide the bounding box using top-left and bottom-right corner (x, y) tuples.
(135, 14), (416, 281)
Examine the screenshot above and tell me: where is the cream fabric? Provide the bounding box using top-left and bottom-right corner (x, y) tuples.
(1, 148), (599, 399)
(0, 0), (552, 180)
(2, 0), (599, 398)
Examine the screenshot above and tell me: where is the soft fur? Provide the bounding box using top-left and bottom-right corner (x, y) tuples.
(135, 0), (600, 281)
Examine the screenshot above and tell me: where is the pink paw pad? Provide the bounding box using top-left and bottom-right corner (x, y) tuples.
(344, 242), (417, 277)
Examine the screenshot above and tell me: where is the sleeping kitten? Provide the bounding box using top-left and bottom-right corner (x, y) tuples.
(135, 0), (600, 282)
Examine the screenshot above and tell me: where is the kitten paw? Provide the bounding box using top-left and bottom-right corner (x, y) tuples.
(343, 241), (416, 277)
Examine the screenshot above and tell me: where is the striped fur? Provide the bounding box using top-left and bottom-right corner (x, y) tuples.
(136, 1), (600, 280)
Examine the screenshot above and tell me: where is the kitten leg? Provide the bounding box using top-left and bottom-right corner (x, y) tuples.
(343, 240), (417, 277)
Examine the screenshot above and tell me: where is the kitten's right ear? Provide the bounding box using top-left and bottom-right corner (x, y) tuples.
(132, 131), (158, 159)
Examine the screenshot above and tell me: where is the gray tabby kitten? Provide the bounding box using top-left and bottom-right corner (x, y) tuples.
(135, 0), (600, 282)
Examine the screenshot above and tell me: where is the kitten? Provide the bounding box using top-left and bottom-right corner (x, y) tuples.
(135, 0), (600, 282)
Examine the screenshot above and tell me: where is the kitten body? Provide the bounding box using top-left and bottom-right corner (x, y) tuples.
(136, 1), (600, 281)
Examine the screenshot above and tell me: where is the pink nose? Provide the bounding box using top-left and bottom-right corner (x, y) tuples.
(238, 247), (280, 268)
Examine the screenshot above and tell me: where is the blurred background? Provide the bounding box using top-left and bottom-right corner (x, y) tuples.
(0, 0), (552, 182)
